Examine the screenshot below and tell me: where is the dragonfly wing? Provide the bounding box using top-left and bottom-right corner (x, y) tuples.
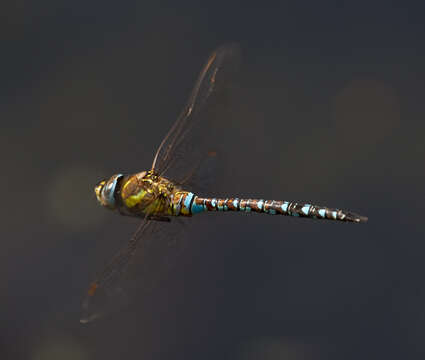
(151, 44), (240, 186)
(80, 216), (190, 323)
(80, 216), (152, 323)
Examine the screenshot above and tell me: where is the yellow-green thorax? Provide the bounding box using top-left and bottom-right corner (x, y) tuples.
(119, 171), (184, 217)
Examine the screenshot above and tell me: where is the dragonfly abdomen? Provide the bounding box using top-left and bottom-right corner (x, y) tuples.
(180, 195), (367, 223)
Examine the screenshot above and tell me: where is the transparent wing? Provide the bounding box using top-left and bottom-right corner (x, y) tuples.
(151, 44), (240, 186)
(80, 215), (151, 323)
(80, 216), (190, 323)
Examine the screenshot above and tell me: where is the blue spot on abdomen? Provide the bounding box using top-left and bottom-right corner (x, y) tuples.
(301, 204), (311, 216)
(281, 202), (289, 213)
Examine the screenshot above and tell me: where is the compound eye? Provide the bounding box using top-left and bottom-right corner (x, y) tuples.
(100, 174), (123, 209)
(102, 181), (115, 207)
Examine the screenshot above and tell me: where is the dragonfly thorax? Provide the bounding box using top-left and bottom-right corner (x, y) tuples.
(94, 174), (124, 209)
(118, 171), (181, 217)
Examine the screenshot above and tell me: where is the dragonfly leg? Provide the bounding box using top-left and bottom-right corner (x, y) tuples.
(116, 209), (170, 222)
(118, 208), (140, 218)
(147, 214), (171, 222)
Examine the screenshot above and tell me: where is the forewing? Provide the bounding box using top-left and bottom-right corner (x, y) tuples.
(151, 44), (240, 186)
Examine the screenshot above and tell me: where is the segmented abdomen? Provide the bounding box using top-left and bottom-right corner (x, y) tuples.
(172, 192), (367, 223)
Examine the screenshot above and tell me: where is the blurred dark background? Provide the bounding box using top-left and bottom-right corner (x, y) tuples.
(1, 1), (425, 359)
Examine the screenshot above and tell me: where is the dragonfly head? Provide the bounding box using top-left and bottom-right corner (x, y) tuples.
(94, 174), (123, 209)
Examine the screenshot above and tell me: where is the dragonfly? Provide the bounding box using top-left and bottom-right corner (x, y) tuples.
(81, 44), (367, 323)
